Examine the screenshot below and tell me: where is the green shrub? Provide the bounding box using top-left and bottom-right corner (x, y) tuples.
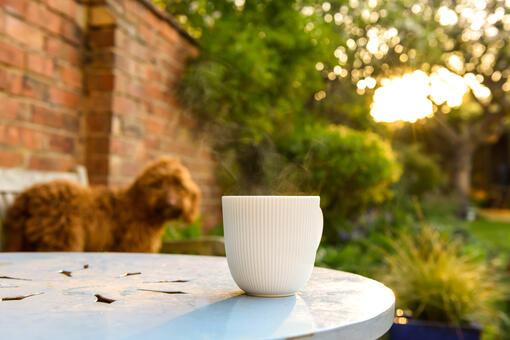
(316, 229), (393, 277)
(162, 218), (203, 241)
(397, 144), (443, 197)
(277, 123), (401, 239)
(378, 226), (504, 326)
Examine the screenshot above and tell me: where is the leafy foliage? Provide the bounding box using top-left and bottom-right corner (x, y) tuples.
(162, 218), (203, 241)
(315, 229), (392, 277)
(162, 0), (401, 238)
(396, 144), (443, 197)
(378, 226), (504, 325)
(277, 123), (401, 234)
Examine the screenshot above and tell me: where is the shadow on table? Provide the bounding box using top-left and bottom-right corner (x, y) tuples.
(126, 294), (315, 339)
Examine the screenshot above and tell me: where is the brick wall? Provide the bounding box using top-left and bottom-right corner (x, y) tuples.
(0, 0), (85, 171)
(0, 0), (222, 229)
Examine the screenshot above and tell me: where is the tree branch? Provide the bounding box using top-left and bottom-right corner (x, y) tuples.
(432, 110), (459, 143)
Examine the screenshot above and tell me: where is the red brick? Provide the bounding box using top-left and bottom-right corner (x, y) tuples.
(0, 149), (24, 167)
(0, 69), (5, 90)
(63, 114), (79, 133)
(151, 103), (173, 119)
(146, 66), (162, 83)
(32, 105), (63, 128)
(164, 140), (197, 158)
(28, 154), (57, 170)
(60, 19), (82, 44)
(116, 55), (137, 77)
(46, 0), (77, 19)
(5, 71), (23, 95)
(27, 53), (55, 78)
(26, 2), (45, 27)
(85, 155), (109, 178)
(112, 96), (134, 115)
(86, 113), (111, 133)
(61, 65), (82, 88)
(29, 154), (77, 171)
(49, 87), (79, 108)
(145, 83), (163, 101)
(165, 26), (180, 44)
(118, 160), (142, 177)
(0, 41), (24, 68)
(1, 96), (20, 120)
(0, 124), (45, 150)
(144, 136), (160, 149)
(26, 2), (61, 35)
(45, 37), (80, 65)
(128, 82), (144, 99)
(86, 136), (110, 154)
(49, 134), (74, 153)
(157, 39), (174, 56)
(22, 75), (49, 100)
(145, 117), (165, 134)
(0, 8), (4, 35)
(87, 73), (114, 91)
(3, 0), (27, 17)
(124, 0), (141, 18)
(139, 25), (154, 45)
(111, 139), (135, 157)
(88, 28), (115, 48)
(63, 43), (80, 65)
(187, 44), (199, 58)
(114, 28), (128, 48)
(129, 40), (149, 60)
(32, 106), (78, 132)
(45, 37), (59, 57)
(87, 92), (112, 111)
(5, 14), (44, 50)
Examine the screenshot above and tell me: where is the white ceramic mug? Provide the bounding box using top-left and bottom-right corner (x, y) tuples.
(222, 196), (323, 297)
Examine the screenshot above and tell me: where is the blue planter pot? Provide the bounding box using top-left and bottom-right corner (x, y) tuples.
(390, 320), (481, 340)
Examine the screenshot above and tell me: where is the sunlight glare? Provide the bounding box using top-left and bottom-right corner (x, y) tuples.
(429, 68), (467, 107)
(371, 70), (433, 123)
(370, 68), (491, 123)
(437, 6), (458, 25)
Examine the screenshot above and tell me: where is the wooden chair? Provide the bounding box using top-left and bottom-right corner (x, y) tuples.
(0, 166), (88, 250)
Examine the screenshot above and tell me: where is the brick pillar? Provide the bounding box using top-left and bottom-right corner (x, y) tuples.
(83, 2), (115, 185)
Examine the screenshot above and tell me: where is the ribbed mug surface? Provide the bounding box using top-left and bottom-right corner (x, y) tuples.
(222, 196), (323, 297)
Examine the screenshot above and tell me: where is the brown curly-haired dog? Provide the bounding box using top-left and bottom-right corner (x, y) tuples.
(3, 157), (201, 252)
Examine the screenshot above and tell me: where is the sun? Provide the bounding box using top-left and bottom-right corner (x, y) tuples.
(369, 68), (491, 123)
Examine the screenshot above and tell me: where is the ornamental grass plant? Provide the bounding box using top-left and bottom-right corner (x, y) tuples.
(378, 226), (505, 326)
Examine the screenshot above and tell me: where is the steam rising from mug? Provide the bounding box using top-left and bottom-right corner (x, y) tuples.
(222, 196), (323, 297)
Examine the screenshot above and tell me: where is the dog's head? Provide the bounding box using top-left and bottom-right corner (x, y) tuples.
(129, 157), (201, 223)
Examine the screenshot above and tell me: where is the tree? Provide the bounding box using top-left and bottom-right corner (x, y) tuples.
(163, 0), (338, 189)
(161, 0), (401, 233)
(313, 0), (510, 209)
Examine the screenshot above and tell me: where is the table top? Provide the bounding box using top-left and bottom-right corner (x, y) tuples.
(0, 253), (394, 340)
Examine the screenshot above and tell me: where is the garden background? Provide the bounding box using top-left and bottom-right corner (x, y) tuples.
(0, 0), (509, 338)
(157, 0), (510, 338)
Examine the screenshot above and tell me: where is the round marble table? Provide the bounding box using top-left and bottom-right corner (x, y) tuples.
(0, 253), (394, 340)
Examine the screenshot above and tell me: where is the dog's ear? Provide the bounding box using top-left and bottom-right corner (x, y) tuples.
(181, 185), (201, 223)
(165, 184), (200, 223)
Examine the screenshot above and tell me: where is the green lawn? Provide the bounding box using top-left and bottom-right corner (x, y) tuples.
(468, 219), (510, 252)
